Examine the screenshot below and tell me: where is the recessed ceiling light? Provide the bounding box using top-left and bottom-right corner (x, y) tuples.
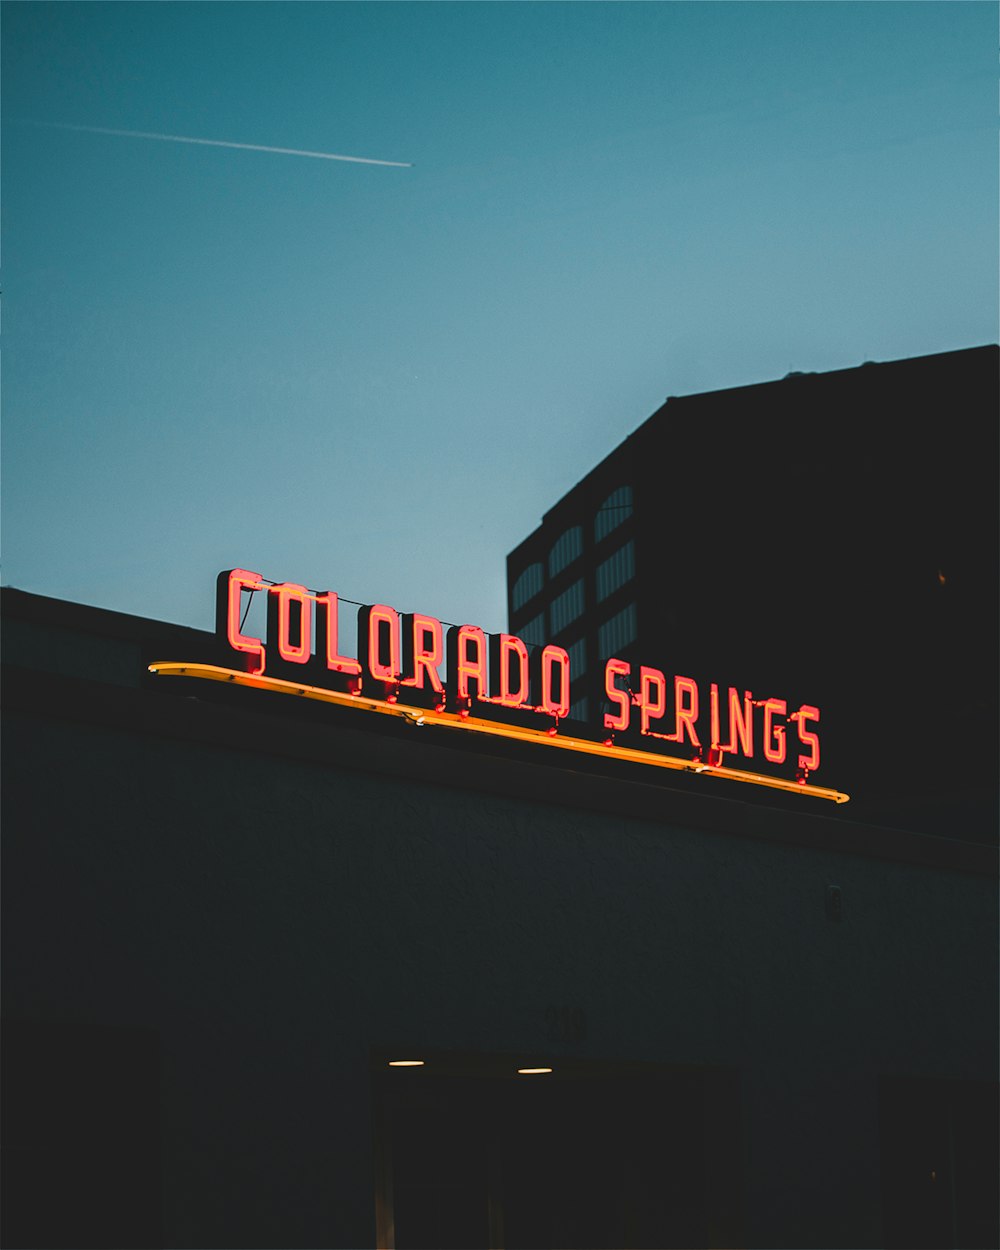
(517, 1067), (553, 1075)
(388, 1060), (425, 1067)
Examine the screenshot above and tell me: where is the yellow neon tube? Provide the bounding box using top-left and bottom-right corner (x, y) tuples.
(148, 662), (850, 804)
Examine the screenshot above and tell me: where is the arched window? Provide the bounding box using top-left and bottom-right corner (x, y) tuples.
(594, 486), (633, 542)
(548, 526), (583, 577)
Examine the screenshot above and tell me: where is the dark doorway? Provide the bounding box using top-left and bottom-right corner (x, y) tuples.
(878, 1075), (999, 1250)
(372, 1052), (741, 1250)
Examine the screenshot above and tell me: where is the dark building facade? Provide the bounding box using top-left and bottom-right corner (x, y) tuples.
(506, 346), (999, 836)
(2, 585), (998, 1249)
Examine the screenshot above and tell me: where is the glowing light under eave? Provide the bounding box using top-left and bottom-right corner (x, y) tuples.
(147, 662), (850, 804)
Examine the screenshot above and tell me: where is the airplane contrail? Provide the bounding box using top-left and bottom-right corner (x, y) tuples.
(25, 120), (413, 167)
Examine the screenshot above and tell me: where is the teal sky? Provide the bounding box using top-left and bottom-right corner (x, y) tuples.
(3, 2), (996, 637)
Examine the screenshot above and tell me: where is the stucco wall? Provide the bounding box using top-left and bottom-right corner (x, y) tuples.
(2, 592), (996, 1248)
(3, 715), (996, 1245)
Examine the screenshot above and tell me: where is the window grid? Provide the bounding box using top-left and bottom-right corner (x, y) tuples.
(519, 612), (546, 646)
(594, 486), (633, 542)
(548, 526), (583, 578)
(550, 580), (584, 635)
(595, 540), (635, 603)
(598, 603), (637, 658)
(511, 563), (544, 613)
(565, 637), (587, 680)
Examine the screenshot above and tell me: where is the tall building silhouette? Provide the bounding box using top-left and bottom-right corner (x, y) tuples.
(507, 345), (998, 835)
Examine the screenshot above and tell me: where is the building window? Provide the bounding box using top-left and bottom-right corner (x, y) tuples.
(565, 637), (587, 679)
(598, 603), (636, 658)
(511, 563), (544, 613)
(567, 696), (589, 723)
(595, 486), (633, 542)
(595, 540), (635, 603)
(550, 580), (584, 635)
(548, 526), (583, 578)
(519, 612), (546, 646)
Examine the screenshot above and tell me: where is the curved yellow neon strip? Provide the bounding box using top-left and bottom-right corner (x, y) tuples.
(148, 662), (850, 804)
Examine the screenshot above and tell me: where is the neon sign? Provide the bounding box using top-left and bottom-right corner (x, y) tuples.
(147, 569), (849, 804)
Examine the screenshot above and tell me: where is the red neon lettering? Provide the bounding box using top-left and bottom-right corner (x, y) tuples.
(361, 604), (400, 682)
(603, 658), (631, 731)
(270, 583), (311, 664)
(672, 676), (700, 747)
(401, 614), (444, 692)
(710, 683), (723, 749)
(796, 705), (821, 772)
(540, 645), (570, 718)
(490, 634), (529, 707)
(449, 625), (488, 701)
(727, 688), (754, 758)
(223, 569), (266, 675)
(638, 666), (666, 735)
(763, 698), (787, 764)
(316, 592), (362, 677)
